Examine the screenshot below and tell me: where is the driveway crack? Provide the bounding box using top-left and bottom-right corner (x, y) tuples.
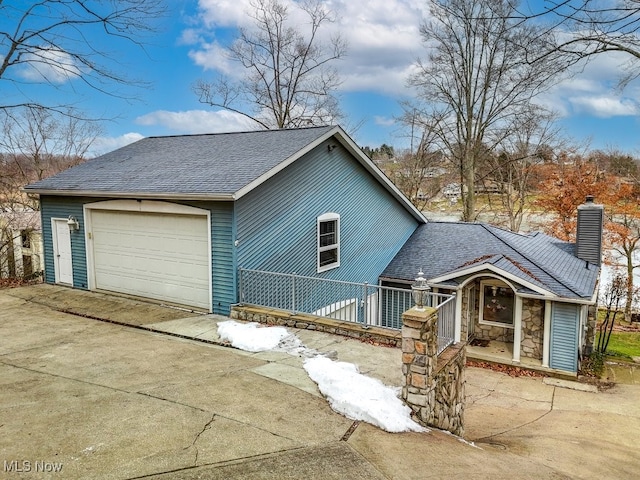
(187, 413), (216, 466)
(476, 386), (556, 442)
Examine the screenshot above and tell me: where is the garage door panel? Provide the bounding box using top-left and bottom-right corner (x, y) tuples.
(91, 210), (210, 309)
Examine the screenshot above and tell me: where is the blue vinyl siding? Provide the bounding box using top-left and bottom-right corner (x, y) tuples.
(209, 202), (236, 315)
(550, 302), (580, 372)
(235, 140), (419, 285)
(39, 197), (237, 313)
(40, 196), (88, 289)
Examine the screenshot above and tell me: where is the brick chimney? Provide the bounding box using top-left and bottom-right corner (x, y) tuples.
(576, 195), (604, 266)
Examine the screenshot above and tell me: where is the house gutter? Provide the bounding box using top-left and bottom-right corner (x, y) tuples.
(23, 189), (236, 202)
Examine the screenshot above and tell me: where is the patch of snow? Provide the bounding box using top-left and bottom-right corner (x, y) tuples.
(216, 320), (425, 433)
(303, 356), (427, 433)
(217, 320), (292, 352)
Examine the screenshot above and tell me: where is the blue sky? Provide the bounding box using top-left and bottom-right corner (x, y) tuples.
(5, 0), (640, 157)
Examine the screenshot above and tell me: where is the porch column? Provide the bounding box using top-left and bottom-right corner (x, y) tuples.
(542, 300), (551, 367)
(454, 287), (463, 342)
(512, 296), (523, 363)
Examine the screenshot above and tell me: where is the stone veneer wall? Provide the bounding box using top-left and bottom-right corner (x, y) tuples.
(520, 298), (544, 360)
(584, 304), (597, 355)
(401, 307), (465, 437)
(230, 305), (401, 347)
(474, 322), (514, 343)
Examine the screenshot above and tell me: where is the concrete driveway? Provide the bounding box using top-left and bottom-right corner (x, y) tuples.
(1, 285), (639, 479)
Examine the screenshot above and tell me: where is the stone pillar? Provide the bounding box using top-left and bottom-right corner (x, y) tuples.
(401, 307), (438, 423)
(401, 306), (465, 437)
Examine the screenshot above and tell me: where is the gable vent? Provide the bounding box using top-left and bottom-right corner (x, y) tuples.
(576, 195), (604, 266)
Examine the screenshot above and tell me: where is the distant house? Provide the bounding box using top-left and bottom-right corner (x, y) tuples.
(25, 126), (601, 374)
(442, 183), (461, 199)
(0, 210), (43, 279)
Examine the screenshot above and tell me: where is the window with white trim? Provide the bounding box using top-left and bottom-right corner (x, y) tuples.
(317, 213), (340, 272)
(479, 279), (514, 327)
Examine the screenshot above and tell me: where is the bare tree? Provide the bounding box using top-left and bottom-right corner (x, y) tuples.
(0, 0), (165, 114)
(0, 106), (100, 279)
(0, 107), (101, 211)
(597, 274), (626, 354)
(486, 108), (562, 232)
(408, 0), (569, 221)
(385, 118), (449, 211)
(193, 0), (347, 129)
(517, 0), (640, 86)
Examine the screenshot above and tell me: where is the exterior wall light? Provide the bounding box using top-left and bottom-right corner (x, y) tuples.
(411, 270), (431, 311)
(67, 216), (80, 231)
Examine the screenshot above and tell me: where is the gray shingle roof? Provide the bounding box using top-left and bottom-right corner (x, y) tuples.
(25, 126), (336, 197)
(381, 222), (599, 300)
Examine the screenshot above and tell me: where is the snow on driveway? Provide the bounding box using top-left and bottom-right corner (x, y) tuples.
(217, 320), (426, 433)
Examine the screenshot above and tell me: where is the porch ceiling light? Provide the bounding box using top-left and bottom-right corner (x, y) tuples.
(67, 215), (79, 232)
(411, 270), (430, 311)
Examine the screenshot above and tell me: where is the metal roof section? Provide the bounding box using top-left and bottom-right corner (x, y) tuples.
(381, 221), (599, 301)
(24, 125), (426, 223)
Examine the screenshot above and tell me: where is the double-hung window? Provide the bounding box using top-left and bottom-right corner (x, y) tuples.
(317, 213), (340, 272)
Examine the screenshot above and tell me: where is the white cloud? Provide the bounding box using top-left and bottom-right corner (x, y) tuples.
(135, 109), (257, 133)
(90, 133), (144, 157)
(541, 51), (640, 119)
(178, 28), (202, 46)
(568, 96), (639, 118)
(196, 0), (255, 28)
(188, 0), (427, 96)
(189, 41), (236, 75)
(374, 115), (396, 127)
(18, 47), (82, 84)
(187, 0), (640, 127)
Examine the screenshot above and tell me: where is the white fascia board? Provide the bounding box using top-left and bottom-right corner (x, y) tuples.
(429, 263), (553, 298)
(428, 278), (597, 305)
(24, 189), (235, 201)
(84, 199), (210, 216)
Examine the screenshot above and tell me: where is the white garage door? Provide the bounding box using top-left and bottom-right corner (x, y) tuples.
(91, 209), (210, 309)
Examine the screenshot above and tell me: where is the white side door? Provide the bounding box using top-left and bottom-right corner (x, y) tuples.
(52, 218), (74, 285)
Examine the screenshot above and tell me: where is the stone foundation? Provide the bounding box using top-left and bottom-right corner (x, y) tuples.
(230, 305), (401, 347)
(474, 323), (514, 343)
(584, 304), (597, 355)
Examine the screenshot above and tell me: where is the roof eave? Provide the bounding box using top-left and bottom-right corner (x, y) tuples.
(24, 188), (235, 202)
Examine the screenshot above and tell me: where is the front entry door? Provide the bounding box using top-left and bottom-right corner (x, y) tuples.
(53, 219), (73, 285)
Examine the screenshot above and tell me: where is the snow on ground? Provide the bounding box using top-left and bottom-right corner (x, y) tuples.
(217, 321), (300, 352)
(303, 356), (426, 433)
(217, 320), (426, 433)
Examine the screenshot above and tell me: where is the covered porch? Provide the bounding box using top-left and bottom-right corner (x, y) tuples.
(466, 340), (556, 375)
(454, 274), (552, 368)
